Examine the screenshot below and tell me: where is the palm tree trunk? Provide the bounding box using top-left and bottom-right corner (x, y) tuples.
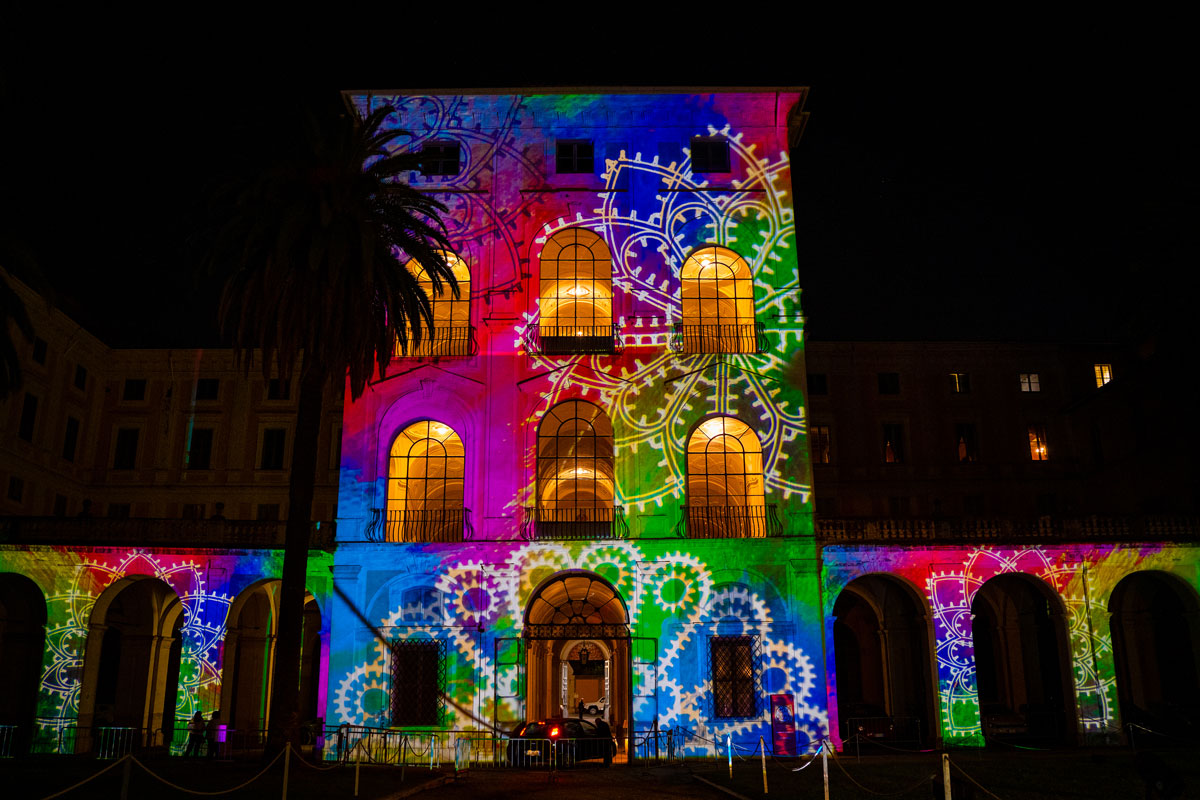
(266, 355), (327, 756)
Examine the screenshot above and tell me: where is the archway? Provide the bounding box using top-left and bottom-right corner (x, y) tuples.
(971, 574), (1074, 745)
(0, 574), (47, 755)
(1109, 571), (1200, 736)
(80, 577), (183, 748)
(521, 571), (630, 752)
(832, 575), (935, 746)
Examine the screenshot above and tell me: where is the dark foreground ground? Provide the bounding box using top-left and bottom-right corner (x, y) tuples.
(4, 746), (1198, 799)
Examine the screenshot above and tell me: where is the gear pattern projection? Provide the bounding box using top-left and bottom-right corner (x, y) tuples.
(823, 542), (1190, 747)
(328, 539), (825, 753)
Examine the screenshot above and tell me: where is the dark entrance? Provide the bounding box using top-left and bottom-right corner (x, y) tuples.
(0, 574), (47, 755)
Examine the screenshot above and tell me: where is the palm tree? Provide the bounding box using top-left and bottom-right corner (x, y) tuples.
(208, 96), (457, 752)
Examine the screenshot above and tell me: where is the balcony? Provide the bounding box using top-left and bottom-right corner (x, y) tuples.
(526, 324), (621, 356)
(522, 506), (628, 540)
(367, 508), (472, 543)
(0, 517), (336, 550)
(815, 514), (1200, 545)
(394, 326), (478, 358)
(676, 504), (783, 538)
(670, 323), (767, 354)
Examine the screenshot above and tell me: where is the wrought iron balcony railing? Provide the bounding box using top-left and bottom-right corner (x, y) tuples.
(814, 514), (1200, 545)
(521, 506), (628, 540)
(676, 504), (782, 538)
(669, 322), (767, 354)
(365, 508), (472, 543)
(0, 517), (336, 550)
(526, 324), (622, 355)
(394, 326), (478, 358)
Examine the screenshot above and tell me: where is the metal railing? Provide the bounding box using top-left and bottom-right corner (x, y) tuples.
(677, 504), (783, 538)
(0, 518), (336, 550)
(670, 322), (767, 354)
(845, 716), (922, 745)
(395, 326), (478, 358)
(364, 508), (473, 543)
(526, 324), (622, 355)
(521, 506), (628, 540)
(815, 514), (1200, 545)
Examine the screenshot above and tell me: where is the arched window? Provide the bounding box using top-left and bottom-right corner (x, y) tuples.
(536, 229), (615, 354)
(684, 416), (773, 538)
(534, 400), (616, 538)
(388, 421), (465, 541)
(400, 253), (474, 357)
(678, 246), (758, 353)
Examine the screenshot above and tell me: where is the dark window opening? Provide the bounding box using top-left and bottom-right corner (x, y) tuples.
(53, 494), (68, 517)
(182, 503), (205, 520)
(950, 372), (970, 393)
(807, 373), (828, 395)
(32, 338), (47, 364)
(267, 379), (290, 400)
(878, 372), (901, 395)
(18, 393), (38, 442)
(712, 636), (755, 718)
(815, 496), (835, 516)
(113, 428), (139, 470)
(955, 423), (978, 462)
(260, 428), (286, 470)
(7, 476), (25, 503)
(63, 416), (80, 462)
(690, 137), (730, 173)
(418, 141), (460, 176)
(107, 502), (131, 519)
(883, 423), (905, 464)
(811, 425), (832, 464)
(123, 379), (146, 402)
(73, 365), (87, 391)
(188, 428), (214, 470)
(888, 496), (910, 517)
(194, 378), (219, 401)
(556, 139), (594, 174)
(964, 494), (985, 515)
(391, 640), (445, 726)
(256, 503), (280, 521)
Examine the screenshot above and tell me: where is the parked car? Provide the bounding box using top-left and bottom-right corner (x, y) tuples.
(586, 696), (608, 716)
(507, 717), (616, 767)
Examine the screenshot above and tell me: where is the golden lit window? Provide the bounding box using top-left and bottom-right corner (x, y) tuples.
(537, 228), (614, 353)
(1019, 373), (1040, 392)
(679, 246), (757, 353)
(388, 421), (465, 541)
(686, 416), (767, 537)
(536, 400), (615, 527)
(1028, 424), (1049, 461)
(400, 253), (473, 357)
(1094, 363), (1113, 387)
(811, 425), (831, 464)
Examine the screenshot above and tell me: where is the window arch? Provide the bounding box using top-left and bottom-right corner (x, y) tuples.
(536, 229), (615, 354)
(535, 400), (616, 536)
(400, 252), (474, 357)
(684, 416), (771, 538)
(679, 246), (757, 353)
(388, 421), (465, 541)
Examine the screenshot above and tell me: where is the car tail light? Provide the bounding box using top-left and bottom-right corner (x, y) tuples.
(549, 726), (560, 738)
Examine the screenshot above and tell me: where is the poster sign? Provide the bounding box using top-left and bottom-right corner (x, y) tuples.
(770, 693), (797, 755)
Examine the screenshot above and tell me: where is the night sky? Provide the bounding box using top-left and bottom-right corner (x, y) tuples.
(1, 39), (1192, 348)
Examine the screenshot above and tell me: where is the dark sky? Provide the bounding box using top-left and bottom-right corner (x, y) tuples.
(1, 38), (1193, 347)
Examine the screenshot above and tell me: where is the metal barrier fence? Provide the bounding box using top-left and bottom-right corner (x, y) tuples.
(0, 724), (14, 758)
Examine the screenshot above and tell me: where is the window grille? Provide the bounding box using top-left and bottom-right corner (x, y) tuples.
(711, 636), (756, 718)
(390, 639), (446, 726)
(679, 246), (756, 353)
(388, 421), (465, 542)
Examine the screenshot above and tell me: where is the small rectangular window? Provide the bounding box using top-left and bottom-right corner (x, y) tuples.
(1028, 424), (1049, 461)
(556, 139), (594, 174)
(883, 423), (905, 463)
(807, 373), (828, 395)
(260, 428), (286, 470)
(194, 378), (220, 401)
(811, 425), (832, 464)
(391, 639), (445, 726)
(113, 428), (139, 470)
(955, 423), (978, 462)
(418, 141), (460, 176)
(53, 494), (68, 517)
(711, 636), (755, 718)
(73, 364), (87, 391)
(7, 476), (25, 502)
(267, 378), (290, 400)
(18, 393), (38, 442)
(123, 379), (146, 401)
(107, 502), (131, 519)
(878, 372), (901, 395)
(63, 416), (80, 462)
(32, 337), (47, 364)
(690, 137), (730, 173)
(1094, 363), (1113, 387)
(187, 428), (214, 470)
(1020, 373), (1040, 392)
(950, 373), (970, 393)
(256, 503), (281, 521)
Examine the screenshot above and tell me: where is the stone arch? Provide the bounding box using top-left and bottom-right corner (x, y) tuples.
(971, 573), (1075, 745)
(0, 573), (47, 755)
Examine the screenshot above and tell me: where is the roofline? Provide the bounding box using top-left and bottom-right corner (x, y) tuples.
(342, 86), (809, 96)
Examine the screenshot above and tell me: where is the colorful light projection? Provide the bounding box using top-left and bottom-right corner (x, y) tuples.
(0, 546), (331, 752)
(822, 542), (1198, 748)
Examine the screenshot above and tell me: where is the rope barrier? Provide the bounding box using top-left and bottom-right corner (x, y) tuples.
(826, 740), (937, 797)
(949, 759), (1007, 800)
(38, 754), (132, 800)
(289, 752), (343, 771)
(843, 732), (937, 754)
(790, 741), (823, 771)
(130, 746), (287, 796)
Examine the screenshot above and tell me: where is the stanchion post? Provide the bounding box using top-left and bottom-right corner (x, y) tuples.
(282, 744), (291, 800)
(400, 736), (407, 783)
(822, 741), (829, 800)
(727, 735), (732, 780)
(942, 752), (952, 800)
(354, 742), (361, 797)
(759, 735), (768, 795)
